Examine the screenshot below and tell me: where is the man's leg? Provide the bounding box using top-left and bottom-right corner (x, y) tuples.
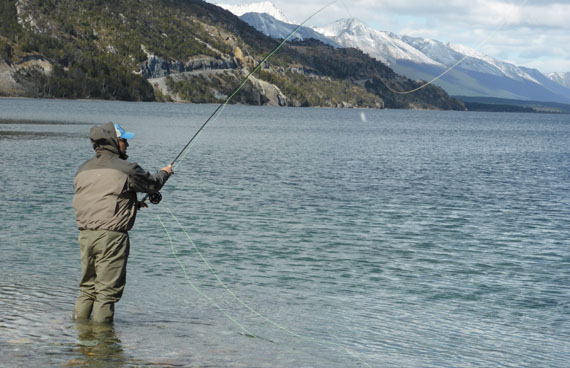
(75, 231), (99, 320)
(92, 231), (130, 323)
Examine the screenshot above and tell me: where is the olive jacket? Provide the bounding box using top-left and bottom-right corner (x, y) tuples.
(72, 122), (170, 232)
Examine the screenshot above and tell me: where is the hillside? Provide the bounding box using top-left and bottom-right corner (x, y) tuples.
(0, 0), (464, 110)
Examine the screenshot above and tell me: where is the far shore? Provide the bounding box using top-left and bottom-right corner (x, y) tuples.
(2, 95), (569, 114)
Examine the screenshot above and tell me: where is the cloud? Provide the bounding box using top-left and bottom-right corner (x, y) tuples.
(209, 0), (570, 72)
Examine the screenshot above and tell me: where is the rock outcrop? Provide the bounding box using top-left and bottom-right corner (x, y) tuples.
(246, 74), (288, 106)
(140, 54), (237, 79)
(0, 55), (53, 96)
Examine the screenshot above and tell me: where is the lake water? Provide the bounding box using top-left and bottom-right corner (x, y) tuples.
(1, 98), (569, 367)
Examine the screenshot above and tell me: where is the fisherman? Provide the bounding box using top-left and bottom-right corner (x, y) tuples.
(72, 122), (173, 323)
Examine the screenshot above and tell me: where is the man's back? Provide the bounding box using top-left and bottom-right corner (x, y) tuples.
(73, 149), (138, 232)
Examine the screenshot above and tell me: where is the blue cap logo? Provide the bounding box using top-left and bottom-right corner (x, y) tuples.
(114, 123), (134, 140)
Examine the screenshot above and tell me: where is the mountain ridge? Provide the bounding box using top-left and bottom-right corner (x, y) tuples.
(228, 2), (570, 104)
(239, 12), (338, 47)
(319, 18), (570, 104)
(217, 1), (290, 23)
(547, 72), (570, 89)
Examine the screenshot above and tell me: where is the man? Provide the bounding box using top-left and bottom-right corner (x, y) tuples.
(72, 122), (173, 323)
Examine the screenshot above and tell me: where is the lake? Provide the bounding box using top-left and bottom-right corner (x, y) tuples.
(1, 98), (569, 367)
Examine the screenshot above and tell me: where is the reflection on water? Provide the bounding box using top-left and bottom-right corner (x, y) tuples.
(70, 322), (126, 367)
(0, 130), (86, 139)
(0, 118), (92, 125)
(0, 118), (89, 139)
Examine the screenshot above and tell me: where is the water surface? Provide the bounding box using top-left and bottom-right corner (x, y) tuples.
(1, 98), (569, 367)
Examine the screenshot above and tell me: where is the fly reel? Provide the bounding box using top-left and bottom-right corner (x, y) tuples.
(148, 192), (162, 205)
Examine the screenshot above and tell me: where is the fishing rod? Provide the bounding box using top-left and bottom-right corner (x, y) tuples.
(171, 0), (337, 168)
(146, 1), (337, 205)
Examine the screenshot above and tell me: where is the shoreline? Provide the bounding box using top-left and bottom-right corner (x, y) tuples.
(2, 95), (569, 114)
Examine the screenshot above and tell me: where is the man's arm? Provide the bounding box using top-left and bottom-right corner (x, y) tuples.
(129, 163), (173, 194)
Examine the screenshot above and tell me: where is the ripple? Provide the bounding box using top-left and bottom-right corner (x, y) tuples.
(2, 102), (570, 367)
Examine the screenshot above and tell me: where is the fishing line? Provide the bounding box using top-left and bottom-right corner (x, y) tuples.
(162, 207), (372, 367)
(158, 1), (370, 364)
(338, 0), (353, 19)
(143, 1), (336, 205)
(170, 0), (337, 170)
(152, 1), (534, 365)
(374, 0), (531, 95)
(157, 214), (256, 339)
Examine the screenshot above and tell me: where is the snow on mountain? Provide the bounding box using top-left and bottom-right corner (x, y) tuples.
(316, 18), (570, 102)
(239, 12), (338, 46)
(435, 41), (540, 84)
(216, 1), (290, 23)
(547, 72), (570, 88)
(225, 2), (570, 103)
(316, 19), (441, 67)
(399, 36), (460, 66)
(320, 19), (540, 84)
(216, 2), (337, 46)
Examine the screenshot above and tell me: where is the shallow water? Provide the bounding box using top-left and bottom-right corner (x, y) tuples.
(1, 98), (569, 367)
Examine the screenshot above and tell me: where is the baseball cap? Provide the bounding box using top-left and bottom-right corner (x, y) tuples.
(114, 123), (134, 140)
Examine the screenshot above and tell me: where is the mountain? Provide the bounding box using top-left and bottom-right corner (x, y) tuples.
(317, 18), (570, 104)
(547, 72), (570, 89)
(216, 1), (290, 23)
(316, 19), (438, 67)
(217, 2), (337, 46)
(238, 12), (338, 47)
(0, 0), (463, 110)
(401, 36), (540, 83)
(222, 2), (570, 99)
(226, 3), (570, 105)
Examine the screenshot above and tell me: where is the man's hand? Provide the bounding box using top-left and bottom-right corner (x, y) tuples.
(161, 164), (173, 176)
(136, 197), (148, 209)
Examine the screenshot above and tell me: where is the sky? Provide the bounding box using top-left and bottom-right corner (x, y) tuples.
(207, 0), (570, 74)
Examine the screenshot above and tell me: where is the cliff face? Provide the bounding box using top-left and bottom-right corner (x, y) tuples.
(0, 57), (19, 94)
(140, 54), (238, 79)
(0, 0), (464, 110)
(0, 53), (53, 96)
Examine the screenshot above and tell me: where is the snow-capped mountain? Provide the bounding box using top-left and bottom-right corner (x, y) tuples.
(316, 19), (439, 67)
(223, 3), (570, 103)
(239, 12), (339, 47)
(318, 18), (570, 103)
(320, 19), (543, 86)
(547, 72), (570, 89)
(216, 1), (336, 46)
(402, 36), (540, 84)
(216, 1), (290, 23)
